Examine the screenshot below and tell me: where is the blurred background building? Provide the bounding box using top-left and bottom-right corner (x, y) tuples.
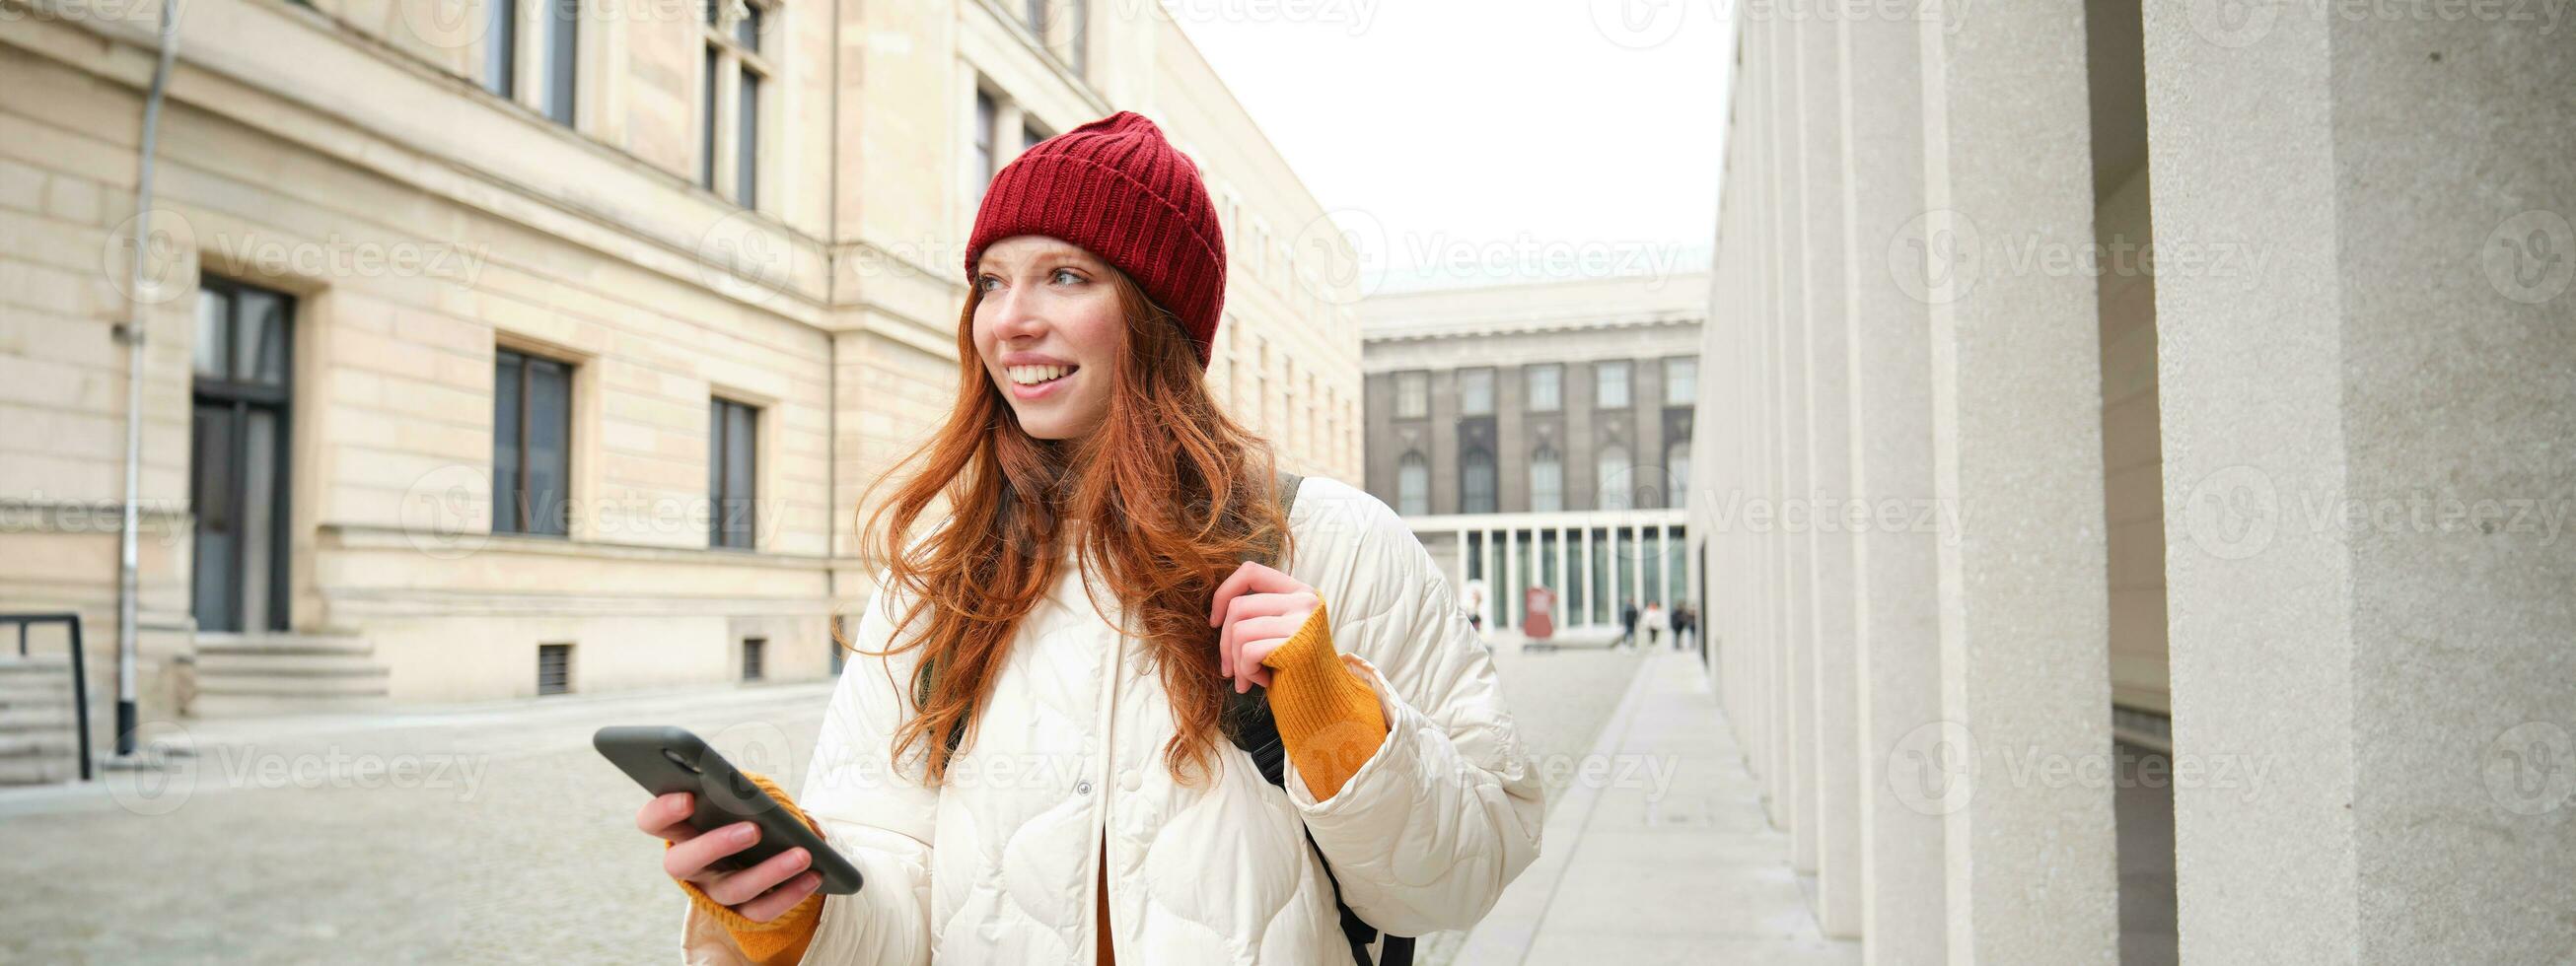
(1696, 2), (2571, 963)
(0, 0), (1360, 771)
(1358, 274), (1704, 634)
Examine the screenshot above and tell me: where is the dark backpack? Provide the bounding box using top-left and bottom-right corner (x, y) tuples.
(914, 470), (1413, 966)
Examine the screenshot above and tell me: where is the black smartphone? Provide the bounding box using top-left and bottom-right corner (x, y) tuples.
(594, 724), (864, 895)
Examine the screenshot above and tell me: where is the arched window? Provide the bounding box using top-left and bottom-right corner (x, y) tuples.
(1396, 451), (1430, 517)
(1529, 447), (1563, 513)
(1461, 448), (1497, 515)
(1596, 444), (1631, 511)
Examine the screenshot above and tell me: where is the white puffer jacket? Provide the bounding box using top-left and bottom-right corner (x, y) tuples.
(681, 477), (1545, 964)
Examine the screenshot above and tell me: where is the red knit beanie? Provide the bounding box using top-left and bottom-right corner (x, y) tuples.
(965, 110), (1228, 367)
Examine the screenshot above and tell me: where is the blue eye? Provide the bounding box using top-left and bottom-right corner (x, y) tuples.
(975, 275), (1000, 293)
(1051, 268), (1083, 285)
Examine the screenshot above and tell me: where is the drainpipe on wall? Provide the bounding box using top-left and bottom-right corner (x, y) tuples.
(113, 0), (184, 759)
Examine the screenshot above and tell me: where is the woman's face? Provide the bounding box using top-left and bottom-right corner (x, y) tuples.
(971, 236), (1124, 440)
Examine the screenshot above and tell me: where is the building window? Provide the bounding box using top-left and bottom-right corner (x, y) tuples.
(1596, 444), (1632, 512)
(1461, 447), (1497, 515)
(542, 0), (578, 126)
(537, 643), (573, 695)
(1530, 447), (1563, 513)
(1665, 441), (1692, 505)
(1025, 0), (1045, 34)
(1395, 371), (1428, 419)
(709, 397), (758, 549)
(742, 637), (767, 681)
(1526, 364), (1561, 413)
(1067, 0), (1088, 75)
(1396, 451), (1429, 517)
(494, 348), (574, 537)
(1664, 357), (1698, 406)
(1597, 360), (1631, 409)
(1024, 120), (1049, 152)
(973, 90), (998, 205)
(702, 0), (770, 207)
(1460, 368), (1494, 416)
(483, 0), (517, 98)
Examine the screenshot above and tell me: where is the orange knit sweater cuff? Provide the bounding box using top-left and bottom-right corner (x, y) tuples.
(1256, 600), (1391, 801)
(666, 769), (825, 965)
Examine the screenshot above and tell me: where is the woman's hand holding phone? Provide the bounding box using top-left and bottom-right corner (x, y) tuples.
(638, 790), (824, 923)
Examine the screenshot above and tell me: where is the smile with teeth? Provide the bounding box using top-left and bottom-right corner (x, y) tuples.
(1007, 364), (1077, 386)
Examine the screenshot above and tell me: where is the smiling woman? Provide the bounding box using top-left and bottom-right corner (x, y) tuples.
(639, 111), (1542, 966)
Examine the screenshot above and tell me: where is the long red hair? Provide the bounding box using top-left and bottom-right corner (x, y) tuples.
(846, 264), (1290, 790)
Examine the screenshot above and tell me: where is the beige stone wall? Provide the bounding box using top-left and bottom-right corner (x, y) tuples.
(0, 0), (1362, 708)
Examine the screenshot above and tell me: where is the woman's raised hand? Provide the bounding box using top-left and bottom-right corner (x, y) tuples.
(1208, 560), (1321, 694)
(637, 791), (823, 923)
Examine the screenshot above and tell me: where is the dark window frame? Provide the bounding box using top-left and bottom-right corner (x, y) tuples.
(708, 396), (759, 550)
(484, 0), (517, 98)
(493, 347), (574, 538)
(542, 0), (579, 126)
(190, 277), (296, 634)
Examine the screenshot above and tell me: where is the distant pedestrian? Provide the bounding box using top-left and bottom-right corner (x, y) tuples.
(1669, 602), (1689, 652)
(1618, 599), (1640, 650)
(1642, 602), (1666, 650)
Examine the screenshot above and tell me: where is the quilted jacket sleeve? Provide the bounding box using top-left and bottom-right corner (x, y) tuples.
(1277, 480), (1546, 936)
(683, 571), (940, 965)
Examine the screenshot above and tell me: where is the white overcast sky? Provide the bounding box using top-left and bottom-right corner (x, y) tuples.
(1165, 0), (1738, 294)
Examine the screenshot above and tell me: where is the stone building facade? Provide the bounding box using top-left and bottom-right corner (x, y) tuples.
(0, 0), (1361, 740)
(1695, 2), (2572, 963)
(1360, 274), (1704, 632)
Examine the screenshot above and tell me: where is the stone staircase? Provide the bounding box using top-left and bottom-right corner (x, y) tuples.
(190, 632), (392, 718)
(0, 655), (83, 786)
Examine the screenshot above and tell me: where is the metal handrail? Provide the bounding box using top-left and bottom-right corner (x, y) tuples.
(1, 613), (93, 782)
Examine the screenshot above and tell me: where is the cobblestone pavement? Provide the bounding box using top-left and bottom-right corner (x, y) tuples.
(0, 633), (1654, 964)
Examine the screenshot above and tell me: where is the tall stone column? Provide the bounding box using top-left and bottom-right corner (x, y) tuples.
(1840, 10), (1946, 964)
(1914, 1), (2119, 960)
(1795, 9), (1863, 937)
(1768, 15), (1819, 868)
(2143, 7), (2576, 961)
(1751, 19), (1791, 827)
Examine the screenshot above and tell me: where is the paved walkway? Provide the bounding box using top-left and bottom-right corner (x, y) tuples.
(1459, 647), (1858, 965)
